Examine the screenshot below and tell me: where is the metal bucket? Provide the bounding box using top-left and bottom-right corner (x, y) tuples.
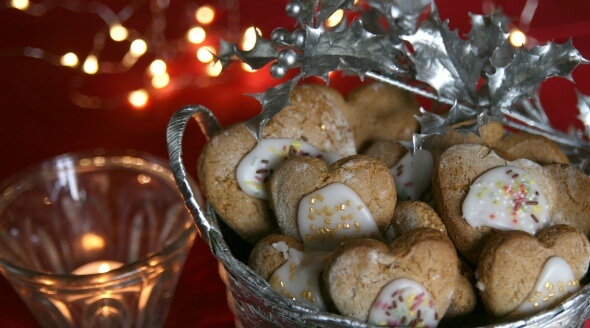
(166, 104), (590, 327)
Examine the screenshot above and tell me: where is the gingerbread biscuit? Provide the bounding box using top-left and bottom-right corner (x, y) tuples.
(345, 82), (420, 151)
(391, 200), (447, 237)
(432, 143), (557, 263)
(248, 234), (331, 311)
(544, 164), (590, 236)
(390, 201), (476, 320)
(363, 140), (407, 168)
(491, 132), (569, 165)
(476, 225), (590, 319)
(268, 154), (396, 251)
(324, 228), (459, 325)
(424, 121), (505, 161)
(198, 84), (356, 243)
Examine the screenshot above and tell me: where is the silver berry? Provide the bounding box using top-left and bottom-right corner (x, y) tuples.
(290, 29), (306, 48)
(278, 49), (298, 68)
(285, 0), (303, 18)
(270, 62), (287, 78)
(271, 28), (290, 43)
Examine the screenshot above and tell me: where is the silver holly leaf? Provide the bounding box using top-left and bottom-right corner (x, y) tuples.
(402, 5), (486, 105)
(302, 21), (406, 82)
(217, 39), (238, 69)
(467, 12), (512, 68)
(245, 79), (300, 139)
(487, 39), (589, 110)
(368, 0), (431, 37)
(576, 90), (590, 136)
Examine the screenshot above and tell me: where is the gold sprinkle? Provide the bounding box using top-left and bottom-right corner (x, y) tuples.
(310, 225), (315, 231)
(534, 302), (539, 308)
(529, 298), (536, 303)
(287, 293), (296, 300)
(290, 263), (296, 281)
(340, 204), (346, 210)
(535, 291), (542, 297)
(308, 214), (315, 220)
(301, 290), (315, 303)
(357, 205), (363, 211)
(309, 207), (314, 213)
(317, 194), (324, 202)
(325, 218), (332, 225)
(310, 198), (315, 204)
(341, 213), (354, 220)
(306, 235), (313, 241)
(346, 200), (351, 206)
(343, 223), (350, 229)
(545, 282), (553, 291)
(354, 222), (361, 232)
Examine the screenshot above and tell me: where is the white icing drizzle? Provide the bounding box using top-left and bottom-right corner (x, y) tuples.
(462, 166), (550, 234)
(297, 183), (382, 251)
(368, 278), (439, 328)
(514, 256), (580, 316)
(390, 149), (434, 201)
(236, 138), (342, 200)
(268, 247), (329, 311)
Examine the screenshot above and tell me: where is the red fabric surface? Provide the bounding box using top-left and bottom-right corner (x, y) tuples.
(0, 0), (589, 327)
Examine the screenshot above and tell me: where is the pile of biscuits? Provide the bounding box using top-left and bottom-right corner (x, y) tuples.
(197, 82), (590, 327)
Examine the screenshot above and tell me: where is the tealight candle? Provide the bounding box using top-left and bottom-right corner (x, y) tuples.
(72, 261), (124, 275)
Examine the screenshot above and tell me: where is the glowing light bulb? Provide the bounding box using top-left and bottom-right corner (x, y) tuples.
(151, 72), (170, 89)
(187, 26), (206, 44)
(241, 62), (256, 72)
(509, 28), (527, 47)
(10, 0), (29, 10)
(325, 9), (344, 27)
(149, 59), (166, 76)
(60, 52), (79, 67)
(206, 61), (222, 77)
(128, 89), (149, 108)
(109, 23), (129, 42)
(83, 55), (99, 74)
(130, 39), (148, 57)
(195, 5), (215, 25)
(241, 27), (261, 51)
(196, 46), (215, 63)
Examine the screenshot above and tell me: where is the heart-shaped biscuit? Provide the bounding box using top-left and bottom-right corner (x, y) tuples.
(323, 228), (459, 324)
(391, 201), (477, 321)
(476, 224), (590, 319)
(491, 132), (569, 165)
(198, 84), (356, 243)
(248, 234), (331, 311)
(545, 164), (590, 236)
(344, 82), (420, 151)
(432, 143), (557, 263)
(268, 154), (396, 250)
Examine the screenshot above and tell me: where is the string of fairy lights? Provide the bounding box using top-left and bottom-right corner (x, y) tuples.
(2, 0), (536, 111)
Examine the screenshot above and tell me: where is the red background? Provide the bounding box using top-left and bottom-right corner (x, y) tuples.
(0, 0), (589, 327)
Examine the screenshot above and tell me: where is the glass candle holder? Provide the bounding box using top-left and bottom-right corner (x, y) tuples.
(0, 150), (197, 328)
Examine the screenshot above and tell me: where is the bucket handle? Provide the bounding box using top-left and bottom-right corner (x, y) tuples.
(166, 105), (221, 246)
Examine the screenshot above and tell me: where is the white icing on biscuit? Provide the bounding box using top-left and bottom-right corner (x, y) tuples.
(236, 138), (342, 200)
(462, 166), (550, 234)
(297, 183), (382, 251)
(390, 149), (433, 201)
(268, 247), (329, 311)
(515, 256), (580, 316)
(369, 278), (438, 327)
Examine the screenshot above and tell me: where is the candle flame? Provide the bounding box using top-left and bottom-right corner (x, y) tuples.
(98, 262), (112, 273)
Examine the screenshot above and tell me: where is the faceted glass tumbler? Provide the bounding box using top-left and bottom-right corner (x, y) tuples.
(0, 150), (197, 328)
